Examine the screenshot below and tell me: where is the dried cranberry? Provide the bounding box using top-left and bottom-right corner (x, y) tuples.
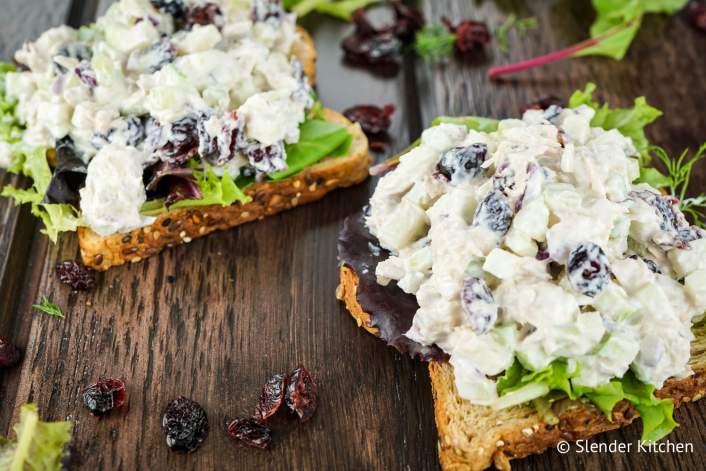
(56, 261), (96, 291)
(254, 373), (286, 421)
(522, 95), (563, 113)
(343, 104), (395, 136)
(151, 0), (188, 22)
(186, 3), (223, 29)
(435, 143), (487, 183)
(252, 0), (284, 23)
(687, 1), (706, 32)
(129, 37), (176, 73)
(53, 42), (92, 74)
(227, 417), (272, 449)
(391, 1), (424, 43)
(158, 117), (199, 165)
(441, 17), (491, 55)
(460, 277), (497, 335)
(285, 366), (318, 422)
(125, 116), (146, 147)
(0, 337), (22, 368)
(242, 141), (287, 176)
(81, 378), (127, 417)
(567, 242), (611, 297)
(628, 254), (662, 274)
(74, 62), (97, 88)
(162, 397), (209, 453)
(472, 190), (513, 234)
(342, 10), (402, 70)
(630, 190), (706, 246)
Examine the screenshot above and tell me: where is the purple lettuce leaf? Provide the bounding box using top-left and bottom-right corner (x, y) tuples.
(337, 209), (447, 362)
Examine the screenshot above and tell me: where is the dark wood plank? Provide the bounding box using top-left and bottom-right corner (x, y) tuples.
(419, 1), (706, 470)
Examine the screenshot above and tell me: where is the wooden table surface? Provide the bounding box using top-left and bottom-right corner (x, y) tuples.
(1, 1), (705, 470)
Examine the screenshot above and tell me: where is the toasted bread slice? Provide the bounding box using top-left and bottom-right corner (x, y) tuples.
(79, 108), (369, 270)
(77, 28), (371, 270)
(337, 264), (706, 471)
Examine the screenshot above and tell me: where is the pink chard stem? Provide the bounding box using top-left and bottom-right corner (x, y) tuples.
(488, 37), (600, 78)
(488, 20), (637, 79)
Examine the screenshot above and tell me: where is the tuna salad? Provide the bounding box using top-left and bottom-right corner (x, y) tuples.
(366, 104), (706, 413)
(0, 0), (352, 238)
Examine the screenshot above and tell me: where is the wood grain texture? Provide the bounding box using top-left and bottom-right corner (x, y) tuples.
(0, 1), (704, 470)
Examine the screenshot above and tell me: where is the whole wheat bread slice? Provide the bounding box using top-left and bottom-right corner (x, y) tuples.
(76, 28), (372, 270)
(337, 265), (706, 470)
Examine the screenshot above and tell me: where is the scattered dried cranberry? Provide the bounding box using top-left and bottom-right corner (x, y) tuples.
(285, 366), (318, 422)
(56, 261), (96, 291)
(522, 95), (563, 113)
(186, 3), (223, 29)
(227, 417), (272, 449)
(343, 104), (395, 136)
(391, 1), (424, 43)
(0, 337), (22, 368)
(342, 10), (402, 71)
(687, 1), (706, 32)
(254, 373), (286, 421)
(162, 397), (209, 453)
(441, 17), (491, 55)
(81, 378), (127, 417)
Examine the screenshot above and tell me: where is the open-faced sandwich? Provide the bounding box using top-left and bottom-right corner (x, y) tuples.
(337, 85), (706, 469)
(0, 0), (370, 270)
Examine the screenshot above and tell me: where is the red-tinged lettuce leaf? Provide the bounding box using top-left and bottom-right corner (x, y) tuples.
(337, 210), (447, 362)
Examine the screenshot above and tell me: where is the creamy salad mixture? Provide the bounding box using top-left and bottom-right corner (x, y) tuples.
(1, 0), (313, 235)
(367, 105), (706, 406)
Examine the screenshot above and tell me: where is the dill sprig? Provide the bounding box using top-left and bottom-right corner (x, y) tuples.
(32, 296), (64, 318)
(649, 142), (706, 227)
(495, 14), (538, 54)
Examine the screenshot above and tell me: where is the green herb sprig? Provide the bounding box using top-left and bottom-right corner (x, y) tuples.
(414, 24), (457, 62)
(495, 14), (538, 54)
(646, 143), (706, 227)
(32, 296), (64, 318)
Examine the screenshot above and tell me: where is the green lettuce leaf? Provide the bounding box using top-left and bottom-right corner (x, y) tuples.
(431, 116), (500, 133)
(575, 0), (688, 59)
(497, 359), (678, 443)
(497, 359), (579, 399)
(269, 119), (352, 180)
(284, 0), (380, 20)
(568, 82), (662, 161)
(1, 148), (81, 242)
(488, 1), (687, 77)
(170, 164), (251, 209)
(0, 404), (72, 471)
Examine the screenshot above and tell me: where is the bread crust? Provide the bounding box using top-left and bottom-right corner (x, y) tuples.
(79, 108), (369, 270)
(337, 264), (706, 470)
